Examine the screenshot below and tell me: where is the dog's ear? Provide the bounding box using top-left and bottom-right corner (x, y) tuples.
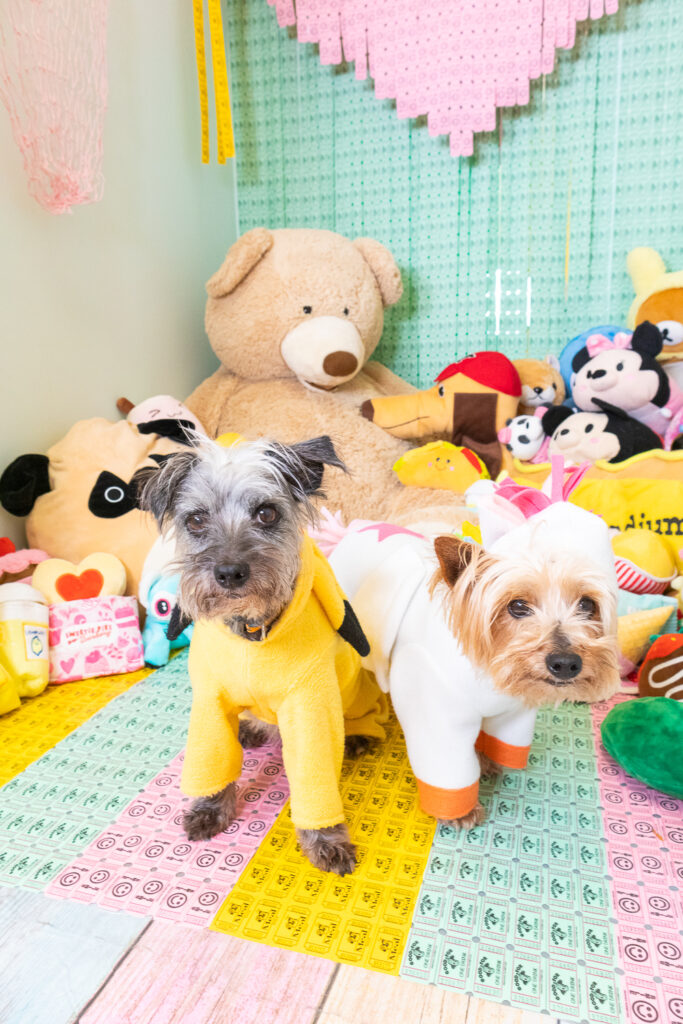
(0, 454), (51, 516)
(267, 436), (347, 500)
(434, 536), (478, 588)
(133, 450), (200, 526)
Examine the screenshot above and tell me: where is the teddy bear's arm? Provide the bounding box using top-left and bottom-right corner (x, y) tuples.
(363, 361), (417, 397)
(185, 367), (240, 439)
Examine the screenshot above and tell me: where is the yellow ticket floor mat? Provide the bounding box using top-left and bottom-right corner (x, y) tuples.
(211, 714), (437, 975)
(0, 668), (152, 786)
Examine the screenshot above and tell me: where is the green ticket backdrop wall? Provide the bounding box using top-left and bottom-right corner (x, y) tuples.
(226, 0), (682, 387)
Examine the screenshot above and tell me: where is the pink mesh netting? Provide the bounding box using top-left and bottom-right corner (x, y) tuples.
(266, 0), (620, 157)
(0, 0), (109, 214)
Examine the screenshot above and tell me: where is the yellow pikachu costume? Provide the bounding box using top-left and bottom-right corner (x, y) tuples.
(181, 535), (388, 831)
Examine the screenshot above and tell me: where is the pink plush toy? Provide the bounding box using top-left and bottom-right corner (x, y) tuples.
(0, 539), (49, 585)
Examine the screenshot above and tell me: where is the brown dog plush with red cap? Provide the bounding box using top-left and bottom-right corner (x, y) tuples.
(361, 351), (522, 477)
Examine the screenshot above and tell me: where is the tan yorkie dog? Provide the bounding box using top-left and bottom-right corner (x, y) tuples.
(330, 501), (620, 827)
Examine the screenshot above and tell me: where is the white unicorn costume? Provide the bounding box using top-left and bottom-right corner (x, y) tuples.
(327, 464), (617, 820)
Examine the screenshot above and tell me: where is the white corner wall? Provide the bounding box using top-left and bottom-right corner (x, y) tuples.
(0, 0), (237, 544)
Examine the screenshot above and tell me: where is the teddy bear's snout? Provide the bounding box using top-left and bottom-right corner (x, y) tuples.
(281, 315), (366, 388)
(323, 351), (358, 377)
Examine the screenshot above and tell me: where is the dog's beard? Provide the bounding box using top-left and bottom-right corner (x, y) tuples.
(485, 618), (620, 707)
(177, 553), (299, 630)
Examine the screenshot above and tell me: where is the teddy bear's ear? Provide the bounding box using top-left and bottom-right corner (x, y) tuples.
(352, 238), (404, 307)
(206, 228), (274, 299)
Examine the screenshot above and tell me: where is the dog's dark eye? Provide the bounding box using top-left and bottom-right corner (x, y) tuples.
(616, 362), (624, 371)
(343, 307), (349, 316)
(438, 385), (445, 397)
(578, 596), (597, 617)
(585, 423), (593, 433)
(186, 512), (208, 533)
(508, 599), (533, 618)
(303, 305), (312, 315)
(255, 505), (279, 526)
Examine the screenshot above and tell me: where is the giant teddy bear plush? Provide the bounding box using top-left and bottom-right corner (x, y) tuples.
(184, 228), (467, 529)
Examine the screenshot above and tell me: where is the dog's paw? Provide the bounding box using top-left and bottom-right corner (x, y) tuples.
(448, 801), (486, 831)
(476, 750), (503, 778)
(238, 716), (279, 748)
(344, 734), (374, 758)
(183, 785), (236, 841)
(297, 824), (357, 876)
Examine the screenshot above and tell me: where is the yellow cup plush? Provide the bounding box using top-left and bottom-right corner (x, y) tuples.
(0, 583), (49, 700)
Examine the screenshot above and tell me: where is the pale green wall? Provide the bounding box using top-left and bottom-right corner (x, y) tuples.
(227, 0), (683, 387)
(0, 0), (238, 543)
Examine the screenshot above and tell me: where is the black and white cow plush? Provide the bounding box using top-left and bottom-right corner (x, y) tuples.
(542, 400), (663, 466)
(497, 413), (547, 461)
(570, 321), (683, 438)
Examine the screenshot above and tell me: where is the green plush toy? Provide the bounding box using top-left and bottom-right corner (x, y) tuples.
(601, 698), (683, 798)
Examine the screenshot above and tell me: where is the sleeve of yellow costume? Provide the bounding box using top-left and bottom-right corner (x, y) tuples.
(310, 541), (370, 657)
(276, 666), (347, 831)
(181, 643), (243, 798)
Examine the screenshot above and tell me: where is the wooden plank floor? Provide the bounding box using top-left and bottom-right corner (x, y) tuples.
(79, 923), (557, 1024)
(0, 886), (147, 1024)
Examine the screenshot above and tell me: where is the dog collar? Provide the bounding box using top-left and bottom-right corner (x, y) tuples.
(243, 621), (270, 642)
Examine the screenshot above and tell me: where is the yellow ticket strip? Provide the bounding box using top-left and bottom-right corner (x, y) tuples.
(0, 668), (151, 787)
(192, 0), (235, 164)
(211, 714), (436, 974)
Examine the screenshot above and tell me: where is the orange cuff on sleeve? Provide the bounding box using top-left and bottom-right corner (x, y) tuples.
(416, 779), (479, 820)
(475, 730), (530, 770)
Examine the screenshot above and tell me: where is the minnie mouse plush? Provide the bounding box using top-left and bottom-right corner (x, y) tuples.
(570, 321), (683, 441)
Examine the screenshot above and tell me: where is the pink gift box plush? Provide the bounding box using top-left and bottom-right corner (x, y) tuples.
(48, 596), (144, 683)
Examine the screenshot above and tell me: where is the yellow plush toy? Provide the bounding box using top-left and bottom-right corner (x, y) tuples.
(611, 530), (677, 595)
(393, 441), (489, 493)
(361, 351), (521, 479)
(628, 248), (683, 387)
(513, 356), (566, 416)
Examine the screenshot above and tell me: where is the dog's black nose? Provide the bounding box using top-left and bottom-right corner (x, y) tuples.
(214, 563), (250, 588)
(545, 650), (582, 682)
(533, 386), (543, 394)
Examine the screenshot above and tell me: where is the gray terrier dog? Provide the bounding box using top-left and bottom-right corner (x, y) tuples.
(135, 433), (383, 875)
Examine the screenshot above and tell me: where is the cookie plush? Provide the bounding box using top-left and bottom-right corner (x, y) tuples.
(32, 553), (127, 605)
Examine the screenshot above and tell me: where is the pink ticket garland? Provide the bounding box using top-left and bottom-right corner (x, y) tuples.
(591, 695), (683, 1024)
(47, 743), (289, 927)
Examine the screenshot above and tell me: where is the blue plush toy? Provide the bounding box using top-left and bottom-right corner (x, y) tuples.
(141, 575), (193, 667)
